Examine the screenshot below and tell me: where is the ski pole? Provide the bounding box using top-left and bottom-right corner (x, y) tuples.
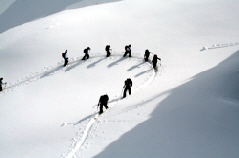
(95, 104), (99, 113)
(121, 87), (124, 97)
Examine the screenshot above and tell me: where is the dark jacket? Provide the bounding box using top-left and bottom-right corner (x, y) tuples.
(125, 45), (131, 52)
(144, 50), (150, 58)
(62, 50), (67, 59)
(152, 55), (161, 63)
(124, 79), (132, 88)
(105, 45), (110, 51)
(84, 49), (88, 54)
(99, 95), (109, 104)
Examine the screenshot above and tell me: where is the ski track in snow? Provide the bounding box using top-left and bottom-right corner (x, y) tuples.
(200, 42), (239, 51)
(0, 53), (161, 96)
(61, 58), (164, 158)
(0, 53), (164, 158)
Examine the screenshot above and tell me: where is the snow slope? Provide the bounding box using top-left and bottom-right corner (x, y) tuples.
(1, 0), (239, 158)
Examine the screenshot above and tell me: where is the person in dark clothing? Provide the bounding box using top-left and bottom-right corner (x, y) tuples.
(123, 78), (132, 98)
(62, 50), (68, 67)
(152, 54), (161, 70)
(105, 45), (111, 57)
(127, 78), (132, 87)
(144, 49), (151, 62)
(123, 44), (131, 57)
(82, 47), (90, 60)
(0, 78), (7, 92)
(98, 94), (109, 115)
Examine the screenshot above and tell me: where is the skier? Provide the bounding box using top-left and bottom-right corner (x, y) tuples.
(123, 44), (131, 57)
(0, 78), (7, 92)
(152, 54), (161, 70)
(62, 50), (68, 67)
(144, 49), (151, 62)
(98, 94), (109, 115)
(123, 78), (132, 98)
(82, 47), (91, 60)
(105, 45), (112, 57)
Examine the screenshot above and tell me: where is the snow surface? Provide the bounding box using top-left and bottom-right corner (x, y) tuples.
(1, 0), (239, 158)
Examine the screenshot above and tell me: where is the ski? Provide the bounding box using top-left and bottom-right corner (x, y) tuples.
(94, 108), (108, 120)
(94, 114), (100, 120)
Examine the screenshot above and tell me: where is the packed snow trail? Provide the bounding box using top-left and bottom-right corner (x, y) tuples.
(61, 61), (164, 158)
(200, 42), (239, 51)
(0, 53), (158, 96)
(0, 52), (164, 158)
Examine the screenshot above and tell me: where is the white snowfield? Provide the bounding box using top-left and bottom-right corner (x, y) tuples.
(1, 0), (239, 158)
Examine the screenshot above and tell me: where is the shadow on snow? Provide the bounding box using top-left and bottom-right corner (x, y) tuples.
(87, 57), (106, 69)
(0, 0), (122, 34)
(94, 50), (239, 158)
(1, 55), (151, 96)
(107, 57), (127, 68)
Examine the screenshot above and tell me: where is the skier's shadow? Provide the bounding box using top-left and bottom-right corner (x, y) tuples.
(65, 59), (84, 72)
(134, 69), (152, 77)
(107, 57), (127, 68)
(127, 61), (145, 71)
(87, 57), (106, 69)
(40, 66), (63, 79)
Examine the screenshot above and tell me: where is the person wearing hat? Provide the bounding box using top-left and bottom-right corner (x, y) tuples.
(105, 45), (112, 57)
(144, 49), (151, 62)
(152, 54), (161, 70)
(62, 50), (68, 67)
(82, 47), (91, 60)
(98, 94), (109, 115)
(123, 78), (132, 98)
(123, 44), (131, 57)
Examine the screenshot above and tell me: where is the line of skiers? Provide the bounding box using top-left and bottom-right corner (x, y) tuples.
(62, 45), (161, 70)
(97, 78), (132, 115)
(144, 49), (161, 69)
(1, 46), (160, 93)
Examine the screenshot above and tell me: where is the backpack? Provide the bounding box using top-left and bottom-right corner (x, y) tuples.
(84, 49), (88, 53)
(62, 53), (65, 58)
(125, 46), (128, 51)
(105, 45), (110, 51)
(100, 94), (109, 103)
(127, 78), (132, 87)
(104, 94), (109, 102)
(126, 46), (131, 52)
